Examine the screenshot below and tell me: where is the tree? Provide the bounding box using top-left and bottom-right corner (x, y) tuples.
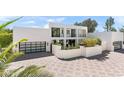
(0, 32), (12, 48)
(0, 39), (53, 77)
(0, 17), (22, 48)
(119, 26), (124, 32)
(104, 16), (116, 31)
(74, 18), (98, 33)
(0, 17), (22, 30)
(111, 27), (117, 32)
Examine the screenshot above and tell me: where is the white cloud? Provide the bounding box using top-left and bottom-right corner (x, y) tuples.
(113, 16), (124, 25)
(27, 25), (41, 28)
(0, 16), (15, 22)
(56, 17), (65, 22)
(22, 20), (35, 24)
(43, 17), (65, 28)
(47, 19), (55, 22)
(47, 17), (65, 23)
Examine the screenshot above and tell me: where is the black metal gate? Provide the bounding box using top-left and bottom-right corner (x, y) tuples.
(19, 41), (46, 54)
(113, 41), (122, 50)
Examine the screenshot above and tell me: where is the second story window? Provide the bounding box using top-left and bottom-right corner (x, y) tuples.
(51, 27), (60, 37)
(71, 29), (76, 37)
(66, 29), (71, 37)
(66, 29), (76, 37)
(78, 29), (86, 37)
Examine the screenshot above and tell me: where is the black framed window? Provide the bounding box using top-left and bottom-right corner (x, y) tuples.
(51, 27), (60, 37)
(71, 29), (76, 37)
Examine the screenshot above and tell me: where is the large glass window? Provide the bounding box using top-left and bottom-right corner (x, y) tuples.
(51, 28), (60, 37)
(66, 29), (76, 37)
(66, 39), (76, 47)
(71, 29), (76, 37)
(52, 40), (64, 48)
(78, 29), (86, 37)
(66, 29), (71, 37)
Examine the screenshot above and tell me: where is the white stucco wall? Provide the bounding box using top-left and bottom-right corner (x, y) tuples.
(83, 46), (102, 57)
(49, 22), (88, 30)
(88, 32), (124, 51)
(13, 27), (51, 52)
(111, 32), (123, 42)
(52, 45), (102, 59)
(52, 45), (81, 59)
(101, 41), (107, 51)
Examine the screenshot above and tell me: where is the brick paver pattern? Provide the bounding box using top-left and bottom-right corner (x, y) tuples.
(9, 51), (124, 77)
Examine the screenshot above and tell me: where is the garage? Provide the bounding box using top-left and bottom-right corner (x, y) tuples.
(19, 41), (46, 54)
(113, 41), (122, 50)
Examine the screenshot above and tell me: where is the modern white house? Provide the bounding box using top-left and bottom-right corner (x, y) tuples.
(13, 22), (124, 55)
(13, 23), (87, 53)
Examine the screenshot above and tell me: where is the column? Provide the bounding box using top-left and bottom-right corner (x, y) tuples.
(76, 29), (79, 45)
(64, 28), (66, 47)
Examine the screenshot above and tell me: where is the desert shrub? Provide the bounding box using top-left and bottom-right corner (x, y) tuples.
(96, 38), (101, 45)
(80, 38), (98, 47)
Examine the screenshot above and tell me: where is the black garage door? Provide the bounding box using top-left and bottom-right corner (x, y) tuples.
(19, 41), (46, 54)
(113, 41), (122, 50)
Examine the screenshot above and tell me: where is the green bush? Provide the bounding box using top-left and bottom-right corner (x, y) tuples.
(96, 38), (101, 45)
(62, 45), (80, 50)
(80, 38), (98, 47)
(0, 32), (12, 48)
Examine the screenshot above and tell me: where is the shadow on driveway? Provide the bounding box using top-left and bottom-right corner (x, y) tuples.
(14, 52), (53, 62)
(114, 49), (124, 54)
(87, 51), (110, 61)
(14, 51), (110, 62)
(60, 51), (110, 61)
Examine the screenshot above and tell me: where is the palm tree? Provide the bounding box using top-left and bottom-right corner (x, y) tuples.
(0, 17), (53, 77)
(0, 17), (22, 48)
(0, 39), (53, 77)
(0, 17), (23, 30)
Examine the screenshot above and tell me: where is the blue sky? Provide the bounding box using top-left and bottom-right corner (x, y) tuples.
(0, 16), (124, 32)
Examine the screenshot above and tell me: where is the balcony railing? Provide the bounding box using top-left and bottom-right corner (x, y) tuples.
(78, 34), (86, 37)
(66, 34), (76, 37)
(60, 34), (64, 37)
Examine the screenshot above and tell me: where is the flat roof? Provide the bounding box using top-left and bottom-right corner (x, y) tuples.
(49, 22), (87, 29)
(13, 26), (49, 30)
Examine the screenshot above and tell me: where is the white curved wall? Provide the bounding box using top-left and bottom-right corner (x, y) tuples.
(52, 45), (102, 59)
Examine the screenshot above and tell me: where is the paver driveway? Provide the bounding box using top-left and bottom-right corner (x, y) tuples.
(9, 51), (124, 77)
